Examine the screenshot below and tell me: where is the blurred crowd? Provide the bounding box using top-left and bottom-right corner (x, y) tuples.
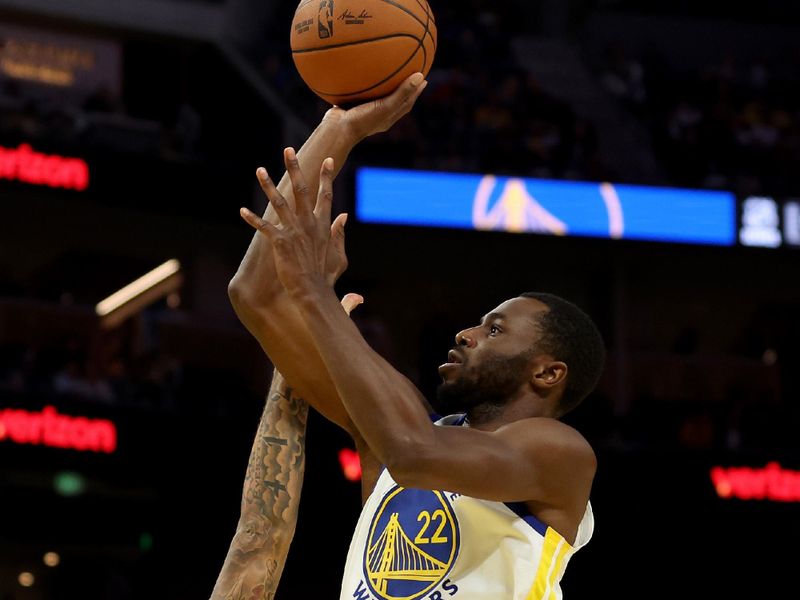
(0, 336), (184, 413)
(0, 77), (202, 162)
(596, 43), (800, 193)
(0, 300), (257, 418)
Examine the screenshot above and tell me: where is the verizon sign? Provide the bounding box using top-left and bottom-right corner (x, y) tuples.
(0, 143), (89, 191)
(711, 462), (800, 502)
(0, 405), (116, 454)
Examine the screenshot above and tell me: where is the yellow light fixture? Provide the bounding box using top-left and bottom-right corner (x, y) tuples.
(95, 259), (183, 329)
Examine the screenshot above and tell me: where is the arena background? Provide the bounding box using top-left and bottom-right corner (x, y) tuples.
(1, 0), (799, 598)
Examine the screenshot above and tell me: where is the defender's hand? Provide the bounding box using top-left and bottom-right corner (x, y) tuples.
(324, 72), (428, 143)
(341, 293), (364, 316)
(241, 150), (341, 297)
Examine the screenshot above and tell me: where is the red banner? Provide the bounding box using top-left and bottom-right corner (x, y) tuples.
(711, 462), (800, 502)
(0, 405), (116, 454)
(0, 143), (89, 191)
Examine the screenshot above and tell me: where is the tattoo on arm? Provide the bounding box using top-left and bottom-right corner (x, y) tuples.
(210, 370), (309, 600)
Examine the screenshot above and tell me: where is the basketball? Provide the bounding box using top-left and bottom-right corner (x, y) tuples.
(290, 0), (437, 106)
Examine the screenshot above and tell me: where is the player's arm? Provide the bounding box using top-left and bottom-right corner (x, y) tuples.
(244, 160), (596, 508)
(209, 369), (307, 600)
(228, 73), (428, 433)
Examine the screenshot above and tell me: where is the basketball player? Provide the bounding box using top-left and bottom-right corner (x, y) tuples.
(229, 73), (605, 599)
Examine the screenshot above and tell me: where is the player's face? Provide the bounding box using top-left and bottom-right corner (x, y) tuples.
(433, 297), (549, 414)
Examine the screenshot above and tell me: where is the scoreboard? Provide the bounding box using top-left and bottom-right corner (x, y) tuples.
(739, 196), (800, 249)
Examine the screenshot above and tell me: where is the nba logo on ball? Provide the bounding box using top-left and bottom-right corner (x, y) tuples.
(291, 0), (437, 105)
(318, 0), (334, 38)
(363, 486), (460, 600)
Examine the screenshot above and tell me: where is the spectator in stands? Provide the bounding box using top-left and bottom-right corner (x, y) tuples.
(598, 43), (647, 110)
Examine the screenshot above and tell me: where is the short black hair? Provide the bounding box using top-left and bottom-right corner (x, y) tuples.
(519, 292), (605, 415)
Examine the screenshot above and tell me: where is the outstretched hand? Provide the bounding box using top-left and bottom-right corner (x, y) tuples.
(325, 72), (428, 143)
(240, 148), (345, 299)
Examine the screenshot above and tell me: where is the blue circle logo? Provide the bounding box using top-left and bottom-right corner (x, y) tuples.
(363, 486), (459, 600)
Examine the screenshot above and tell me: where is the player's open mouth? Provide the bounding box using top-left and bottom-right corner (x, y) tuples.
(438, 350), (463, 374)
(447, 350), (463, 364)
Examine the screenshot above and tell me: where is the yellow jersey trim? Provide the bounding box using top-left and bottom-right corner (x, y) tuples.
(526, 527), (574, 600)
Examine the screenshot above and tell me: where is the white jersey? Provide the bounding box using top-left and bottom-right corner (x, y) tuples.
(340, 415), (594, 600)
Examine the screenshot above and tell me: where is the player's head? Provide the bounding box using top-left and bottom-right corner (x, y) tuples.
(434, 292), (605, 419)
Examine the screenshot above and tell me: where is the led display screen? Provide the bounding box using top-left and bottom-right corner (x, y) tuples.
(356, 168), (738, 246)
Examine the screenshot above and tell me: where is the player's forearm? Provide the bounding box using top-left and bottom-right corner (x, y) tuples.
(229, 114), (357, 308)
(295, 284), (436, 470)
(210, 370), (308, 600)
(233, 294), (356, 432)
(227, 116), (361, 434)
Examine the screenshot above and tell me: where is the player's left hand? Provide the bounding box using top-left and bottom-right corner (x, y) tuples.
(240, 148), (342, 298)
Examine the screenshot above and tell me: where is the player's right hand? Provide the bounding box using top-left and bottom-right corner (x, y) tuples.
(326, 72), (428, 143)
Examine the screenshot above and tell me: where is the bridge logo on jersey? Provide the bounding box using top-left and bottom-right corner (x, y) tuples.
(363, 486), (460, 600)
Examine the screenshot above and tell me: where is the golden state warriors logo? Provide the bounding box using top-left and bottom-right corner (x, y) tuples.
(363, 486), (460, 600)
(472, 175), (625, 238)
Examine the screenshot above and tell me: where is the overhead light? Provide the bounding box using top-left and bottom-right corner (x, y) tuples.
(96, 259), (181, 316)
(95, 259), (182, 328)
(44, 552), (60, 567)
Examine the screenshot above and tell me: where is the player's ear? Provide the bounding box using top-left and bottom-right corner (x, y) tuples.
(530, 357), (567, 392)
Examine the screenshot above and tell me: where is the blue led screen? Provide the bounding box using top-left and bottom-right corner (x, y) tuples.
(355, 168), (737, 246)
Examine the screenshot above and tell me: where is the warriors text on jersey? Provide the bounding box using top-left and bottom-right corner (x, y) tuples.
(340, 415), (594, 600)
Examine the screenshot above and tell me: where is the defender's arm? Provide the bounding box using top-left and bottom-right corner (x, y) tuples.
(209, 369), (307, 600)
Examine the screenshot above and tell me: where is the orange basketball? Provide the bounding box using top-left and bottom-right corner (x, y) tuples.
(290, 0), (436, 106)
